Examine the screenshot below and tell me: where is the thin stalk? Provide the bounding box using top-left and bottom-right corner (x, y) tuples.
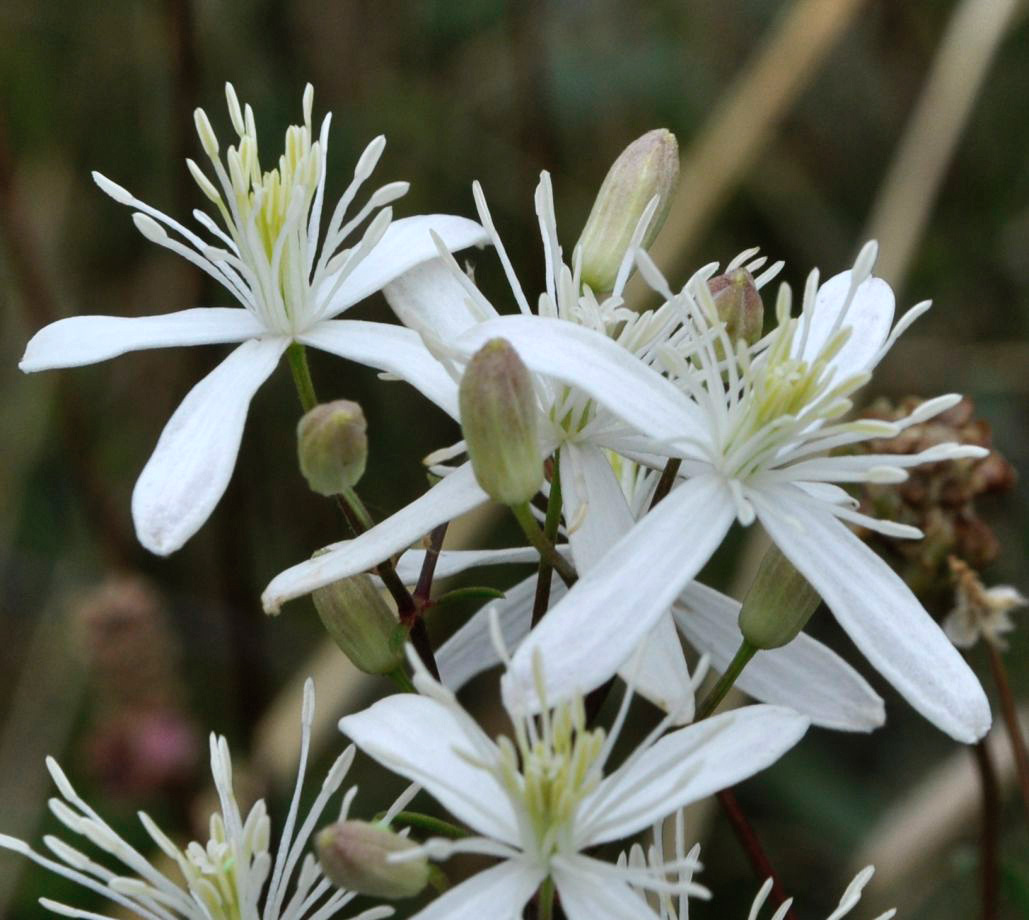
(532, 451), (564, 626)
(415, 523), (449, 606)
(695, 639), (758, 720)
(286, 343), (440, 679)
(972, 739), (999, 920)
(650, 457), (682, 509)
(984, 641), (1029, 827)
(717, 789), (798, 920)
(387, 667), (417, 693)
(382, 811), (469, 840)
(511, 501), (577, 588)
(537, 877), (556, 920)
(286, 342), (318, 412)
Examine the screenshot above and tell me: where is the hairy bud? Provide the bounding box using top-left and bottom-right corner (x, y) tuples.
(738, 546), (822, 650)
(297, 400), (368, 496)
(317, 820), (430, 899)
(459, 339), (542, 505)
(312, 573), (404, 675)
(577, 128), (679, 293)
(707, 268), (764, 346)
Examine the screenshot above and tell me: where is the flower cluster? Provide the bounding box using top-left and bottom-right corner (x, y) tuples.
(8, 83), (1012, 918)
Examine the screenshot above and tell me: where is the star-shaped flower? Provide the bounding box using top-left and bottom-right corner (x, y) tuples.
(19, 83), (485, 554)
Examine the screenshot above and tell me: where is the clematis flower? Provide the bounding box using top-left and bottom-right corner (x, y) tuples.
(464, 242), (991, 743)
(19, 83), (486, 554)
(0, 679), (393, 920)
(339, 640), (810, 920)
(262, 170), (740, 716)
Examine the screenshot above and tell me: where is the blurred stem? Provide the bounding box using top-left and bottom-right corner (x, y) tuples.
(512, 501), (576, 588)
(972, 739), (999, 920)
(695, 640), (758, 720)
(377, 811), (468, 840)
(387, 667), (416, 693)
(286, 342), (440, 679)
(984, 640), (1029, 828)
(650, 457), (681, 509)
(287, 342), (318, 413)
(531, 451), (564, 626)
(537, 877), (555, 920)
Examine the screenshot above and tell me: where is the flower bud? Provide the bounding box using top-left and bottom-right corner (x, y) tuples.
(312, 573), (404, 675)
(707, 268), (764, 346)
(297, 400), (368, 496)
(316, 820), (430, 899)
(577, 128), (679, 293)
(459, 339), (542, 505)
(738, 546), (821, 650)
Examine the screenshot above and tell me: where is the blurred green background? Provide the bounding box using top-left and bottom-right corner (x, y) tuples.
(1, 0), (1027, 916)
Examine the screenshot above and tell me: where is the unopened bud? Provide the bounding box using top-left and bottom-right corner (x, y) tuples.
(577, 128), (679, 293)
(297, 400), (368, 496)
(738, 546), (821, 650)
(459, 339), (542, 505)
(708, 268), (764, 346)
(317, 820), (430, 899)
(312, 573), (404, 675)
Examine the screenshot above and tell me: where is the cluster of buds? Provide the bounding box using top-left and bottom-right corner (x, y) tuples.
(851, 397), (1016, 598)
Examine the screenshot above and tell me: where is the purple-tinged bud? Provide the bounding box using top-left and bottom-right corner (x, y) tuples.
(577, 129), (679, 293)
(459, 339), (543, 505)
(297, 400), (368, 496)
(707, 268), (764, 346)
(316, 820), (430, 899)
(312, 573), (404, 675)
(738, 546), (821, 650)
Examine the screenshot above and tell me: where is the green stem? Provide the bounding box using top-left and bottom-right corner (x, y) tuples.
(387, 667), (417, 693)
(695, 639), (758, 720)
(538, 877), (556, 920)
(340, 485), (375, 531)
(511, 501), (577, 588)
(532, 451), (564, 626)
(378, 811), (469, 840)
(286, 341), (318, 412)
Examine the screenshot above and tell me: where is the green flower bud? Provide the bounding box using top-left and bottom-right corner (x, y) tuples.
(312, 573), (404, 675)
(316, 820), (430, 900)
(577, 128), (679, 294)
(738, 546), (822, 650)
(707, 268), (764, 346)
(459, 339), (542, 505)
(297, 400), (368, 496)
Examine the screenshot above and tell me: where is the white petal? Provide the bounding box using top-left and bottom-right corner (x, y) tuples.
(799, 271), (894, 377)
(320, 215), (488, 317)
(261, 461), (488, 612)
(300, 319), (459, 419)
(408, 860), (542, 920)
(132, 336), (286, 555)
(756, 487), (991, 742)
(579, 705), (809, 845)
(675, 583), (885, 732)
(455, 315), (706, 450)
(383, 256), (498, 341)
(553, 856), (662, 920)
(339, 695), (521, 845)
(20, 308), (264, 372)
(559, 442), (635, 571)
(618, 611), (694, 724)
(501, 475), (735, 713)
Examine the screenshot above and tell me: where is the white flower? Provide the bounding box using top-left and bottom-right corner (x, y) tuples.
(625, 815), (895, 920)
(483, 242), (991, 743)
(0, 679), (392, 920)
(944, 559), (1027, 649)
(19, 83), (486, 555)
(262, 171), (722, 716)
(339, 640), (810, 920)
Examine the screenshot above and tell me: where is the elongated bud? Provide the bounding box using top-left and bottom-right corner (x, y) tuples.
(738, 546), (821, 650)
(708, 268), (764, 346)
(577, 128), (679, 293)
(459, 339), (542, 505)
(297, 400), (368, 496)
(312, 573), (404, 674)
(317, 820), (430, 899)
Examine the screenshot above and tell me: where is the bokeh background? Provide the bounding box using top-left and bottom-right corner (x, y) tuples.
(1, 0), (1027, 916)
